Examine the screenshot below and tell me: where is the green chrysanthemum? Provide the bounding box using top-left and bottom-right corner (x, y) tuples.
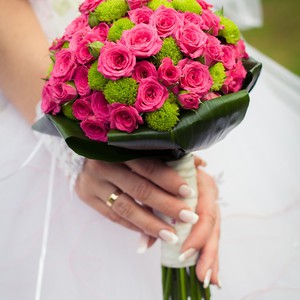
(108, 18), (135, 42)
(88, 61), (109, 91)
(145, 100), (180, 132)
(210, 62), (226, 91)
(167, 92), (179, 105)
(219, 16), (240, 44)
(148, 0), (174, 10)
(154, 37), (183, 66)
(103, 78), (138, 105)
(171, 0), (202, 14)
(62, 101), (77, 120)
(95, 0), (128, 23)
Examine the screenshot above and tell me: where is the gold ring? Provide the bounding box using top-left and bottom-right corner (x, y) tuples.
(106, 189), (122, 207)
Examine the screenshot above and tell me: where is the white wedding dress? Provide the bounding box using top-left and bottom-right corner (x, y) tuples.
(0, 1), (299, 299)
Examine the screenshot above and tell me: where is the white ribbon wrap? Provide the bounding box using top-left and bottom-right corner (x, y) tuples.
(157, 154), (198, 268)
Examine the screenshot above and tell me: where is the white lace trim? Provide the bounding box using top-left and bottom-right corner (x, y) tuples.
(35, 103), (85, 190)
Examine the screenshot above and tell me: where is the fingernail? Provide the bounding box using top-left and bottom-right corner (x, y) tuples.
(179, 209), (199, 224)
(178, 185), (196, 198)
(159, 230), (178, 245)
(136, 233), (149, 254)
(217, 276), (223, 289)
(178, 248), (197, 262)
(203, 269), (212, 289)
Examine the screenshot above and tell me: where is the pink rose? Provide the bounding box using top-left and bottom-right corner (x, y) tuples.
(178, 92), (201, 109)
(182, 12), (203, 27)
(75, 32), (100, 64)
(74, 66), (91, 96)
(196, 0), (213, 10)
(80, 115), (109, 142)
(51, 81), (78, 103)
(52, 49), (77, 82)
(222, 61), (247, 93)
(132, 61), (157, 83)
(200, 9), (222, 36)
(179, 59), (213, 96)
(158, 58), (181, 87)
(127, 0), (149, 10)
(91, 91), (109, 122)
(204, 34), (222, 66)
(150, 6), (182, 38)
(175, 23), (207, 58)
(49, 36), (67, 52)
(98, 42), (136, 80)
(128, 6), (153, 25)
(73, 97), (92, 120)
(109, 103), (143, 133)
(121, 24), (162, 58)
(79, 0), (104, 14)
(135, 76), (169, 112)
(232, 39), (249, 60)
(202, 92), (220, 101)
(64, 15), (89, 40)
(220, 45), (236, 70)
(92, 22), (110, 42)
(41, 82), (60, 114)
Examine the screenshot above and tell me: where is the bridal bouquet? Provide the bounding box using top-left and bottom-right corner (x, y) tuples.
(34, 0), (261, 298)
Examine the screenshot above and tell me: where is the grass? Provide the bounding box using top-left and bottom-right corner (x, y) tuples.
(241, 0), (300, 76)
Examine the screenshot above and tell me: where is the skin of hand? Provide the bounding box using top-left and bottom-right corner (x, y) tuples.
(75, 157), (220, 285)
(1, 0), (220, 287)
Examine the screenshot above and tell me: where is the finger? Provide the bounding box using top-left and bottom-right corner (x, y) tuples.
(102, 162), (199, 223)
(136, 233), (157, 254)
(194, 155), (207, 168)
(124, 158), (195, 198)
(210, 259), (221, 288)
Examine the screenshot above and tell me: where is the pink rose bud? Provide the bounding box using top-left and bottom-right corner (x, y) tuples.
(158, 58), (181, 87)
(196, 0), (213, 10)
(98, 42), (136, 80)
(232, 40), (249, 60)
(109, 103), (143, 133)
(222, 61), (247, 93)
(132, 61), (157, 83)
(72, 97), (92, 120)
(65, 15), (89, 40)
(75, 32), (100, 64)
(200, 9), (222, 36)
(91, 91), (109, 122)
(204, 35), (222, 66)
(49, 36), (67, 52)
(220, 45), (236, 70)
(179, 59), (213, 96)
(178, 92), (201, 109)
(175, 23), (207, 59)
(74, 66), (91, 96)
(52, 49), (77, 82)
(121, 24), (162, 58)
(150, 6), (182, 38)
(183, 12), (203, 27)
(51, 81), (78, 103)
(80, 115), (109, 142)
(41, 82), (60, 114)
(135, 76), (169, 113)
(127, 0), (149, 10)
(79, 0), (104, 14)
(92, 22), (110, 43)
(128, 6), (153, 25)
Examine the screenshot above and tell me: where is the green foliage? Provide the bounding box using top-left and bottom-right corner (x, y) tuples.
(95, 0), (128, 22)
(88, 61), (109, 91)
(145, 100), (180, 131)
(219, 16), (240, 44)
(171, 0), (202, 14)
(154, 37), (183, 66)
(62, 101), (77, 120)
(88, 12), (100, 27)
(210, 62), (226, 91)
(148, 0), (174, 10)
(103, 78), (138, 105)
(108, 18), (135, 42)
(88, 41), (104, 58)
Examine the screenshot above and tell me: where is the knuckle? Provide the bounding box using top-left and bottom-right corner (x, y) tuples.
(107, 212), (121, 224)
(114, 199), (133, 219)
(140, 159), (157, 177)
(200, 211), (217, 228)
(132, 180), (152, 203)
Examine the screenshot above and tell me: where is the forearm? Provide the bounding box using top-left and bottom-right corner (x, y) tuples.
(0, 0), (50, 123)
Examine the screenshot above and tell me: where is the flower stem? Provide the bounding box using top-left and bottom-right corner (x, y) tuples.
(179, 268), (187, 299)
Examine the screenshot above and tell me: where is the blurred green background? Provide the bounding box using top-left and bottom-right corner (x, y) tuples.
(242, 0), (300, 76)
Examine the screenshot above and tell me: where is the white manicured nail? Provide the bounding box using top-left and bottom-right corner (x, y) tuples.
(136, 233), (149, 254)
(217, 277), (223, 289)
(203, 269), (212, 289)
(159, 230), (178, 245)
(178, 185), (196, 198)
(179, 210), (199, 224)
(178, 248), (197, 262)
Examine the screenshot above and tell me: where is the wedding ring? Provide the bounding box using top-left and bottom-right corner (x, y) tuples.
(106, 189), (122, 207)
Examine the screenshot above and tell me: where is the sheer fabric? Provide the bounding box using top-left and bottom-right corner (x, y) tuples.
(0, 1), (299, 299)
